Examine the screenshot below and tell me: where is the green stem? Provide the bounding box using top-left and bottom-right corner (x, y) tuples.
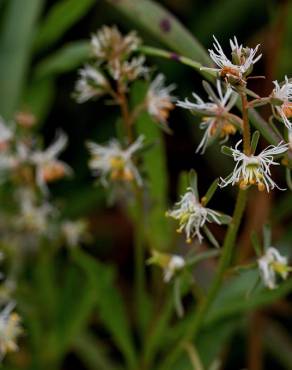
(139, 46), (213, 81)
(188, 188), (247, 339)
(133, 190), (146, 326)
(241, 93), (251, 155)
(159, 189), (247, 370)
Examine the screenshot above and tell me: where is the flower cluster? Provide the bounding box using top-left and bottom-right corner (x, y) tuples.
(202, 36), (262, 86)
(74, 26), (177, 191)
(75, 26), (175, 130)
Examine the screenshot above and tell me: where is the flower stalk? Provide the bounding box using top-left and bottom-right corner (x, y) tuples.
(241, 93), (251, 155)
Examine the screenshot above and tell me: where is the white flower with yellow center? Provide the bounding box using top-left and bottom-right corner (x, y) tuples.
(91, 26), (141, 62)
(146, 74), (176, 124)
(202, 36), (261, 84)
(166, 188), (222, 243)
(31, 132), (72, 194)
(271, 77), (292, 129)
(148, 250), (185, 283)
(87, 136), (144, 187)
(177, 81), (238, 153)
(74, 65), (109, 103)
(0, 302), (22, 360)
(258, 247), (290, 289)
(220, 141), (288, 192)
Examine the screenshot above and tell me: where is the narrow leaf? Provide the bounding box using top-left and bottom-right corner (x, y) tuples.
(0, 0), (44, 118)
(34, 0), (95, 52)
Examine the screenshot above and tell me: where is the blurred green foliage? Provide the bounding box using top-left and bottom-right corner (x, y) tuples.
(0, 0), (291, 369)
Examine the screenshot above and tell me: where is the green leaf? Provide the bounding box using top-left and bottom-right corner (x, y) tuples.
(132, 81), (172, 251)
(250, 130), (260, 153)
(203, 225), (220, 248)
(221, 145), (233, 156)
(56, 259), (97, 356)
(205, 270), (292, 327)
(0, 0), (44, 118)
(188, 169), (199, 199)
(34, 41), (90, 79)
(107, 0), (211, 65)
(72, 250), (137, 370)
(23, 77), (55, 122)
(251, 231), (262, 257)
(177, 171), (189, 197)
(216, 213), (232, 225)
(34, 0), (95, 52)
(193, 0), (265, 42)
(74, 331), (121, 370)
(202, 179), (219, 206)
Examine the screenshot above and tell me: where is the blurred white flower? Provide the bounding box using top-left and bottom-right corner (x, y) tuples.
(74, 65), (109, 103)
(0, 118), (13, 151)
(109, 56), (148, 82)
(0, 302), (22, 360)
(146, 74), (176, 123)
(31, 132), (72, 193)
(166, 187), (222, 243)
(177, 81), (238, 153)
(91, 26), (141, 61)
(87, 136), (144, 187)
(164, 255), (185, 282)
(258, 247), (290, 289)
(148, 250), (185, 283)
(202, 36), (261, 84)
(220, 140), (288, 192)
(271, 77), (292, 129)
(61, 220), (88, 247)
(16, 190), (54, 234)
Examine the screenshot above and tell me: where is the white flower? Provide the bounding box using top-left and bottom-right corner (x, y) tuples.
(146, 74), (176, 123)
(166, 187), (222, 243)
(148, 250), (185, 283)
(271, 76), (292, 129)
(87, 136), (144, 187)
(0, 117), (13, 151)
(61, 220), (88, 247)
(31, 132), (72, 193)
(74, 65), (109, 103)
(202, 36), (261, 84)
(16, 190), (54, 234)
(0, 302), (22, 360)
(91, 26), (141, 61)
(177, 81), (238, 153)
(220, 140), (288, 192)
(109, 56), (148, 82)
(258, 247), (290, 289)
(163, 255), (185, 282)
(0, 143), (30, 182)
